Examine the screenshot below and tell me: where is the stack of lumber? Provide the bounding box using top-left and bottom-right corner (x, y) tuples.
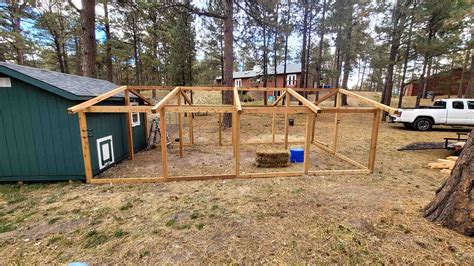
(428, 156), (458, 176)
(255, 147), (290, 168)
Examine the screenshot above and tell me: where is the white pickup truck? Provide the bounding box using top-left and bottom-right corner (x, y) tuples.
(389, 98), (474, 131)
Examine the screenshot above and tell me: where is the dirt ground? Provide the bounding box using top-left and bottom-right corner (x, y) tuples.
(0, 93), (473, 264)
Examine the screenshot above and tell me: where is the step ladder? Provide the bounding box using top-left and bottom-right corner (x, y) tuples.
(146, 117), (172, 150)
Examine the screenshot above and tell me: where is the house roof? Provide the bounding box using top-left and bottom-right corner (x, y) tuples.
(0, 62), (124, 101)
(216, 63), (301, 80)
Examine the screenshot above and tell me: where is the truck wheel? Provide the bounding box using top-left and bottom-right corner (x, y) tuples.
(403, 123), (414, 129)
(414, 118), (433, 131)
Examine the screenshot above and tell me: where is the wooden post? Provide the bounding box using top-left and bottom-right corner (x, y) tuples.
(218, 113), (223, 146)
(332, 92), (341, 154)
(124, 90), (134, 160)
(178, 92), (184, 158)
(234, 111), (240, 177)
(311, 116), (316, 143)
(159, 109), (168, 178)
(144, 111), (148, 143)
(284, 91), (289, 149)
(368, 109), (382, 173)
(272, 111), (276, 144)
(189, 112), (194, 146)
(304, 113), (315, 174)
(78, 112), (93, 183)
(232, 111), (236, 157)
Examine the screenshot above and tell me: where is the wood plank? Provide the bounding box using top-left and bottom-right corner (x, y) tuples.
(164, 106), (235, 113)
(124, 90), (134, 160)
(241, 106), (311, 114)
(233, 87), (242, 112)
(159, 109), (168, 178)
(235, 112), (241, 177)
(68, 85), (127, 113)
(319, 107), (377, 113)
(85, 106), (153, 113)
(180, 90), (193, 105)
(338, 89), (399, 115)
(128, 88), (154, 105)
(240, 171), (304, 178)
(218, 113), (222, 146)
(151, 87), (180, 113)
(271, 91), (286, 106)
(314, 91), (337, 105)
(287, 88), (321, 113)
(272, 112), (276, 143)
(368, 109), (382, 173)
(332, 92), (341, 154)
(284, 91), (290, 149)
(78, 112), (93, 183)
(304, 113), (315, 174)
(309, 169), (370, 175)
(312, 141), (368, 170)
(178, 94), (184, 158)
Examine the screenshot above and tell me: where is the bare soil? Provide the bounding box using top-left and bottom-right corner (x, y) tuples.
(0, 93), (472, 264)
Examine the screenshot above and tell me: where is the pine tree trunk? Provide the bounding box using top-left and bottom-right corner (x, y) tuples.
(81, 0), (97, 78)
(465, 51), (474, 98)
(222, 0), (234, 128)
(423, 130), (473, 236)
(103, 0), (113, 82)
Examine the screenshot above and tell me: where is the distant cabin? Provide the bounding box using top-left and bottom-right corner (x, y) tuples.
(403, 68), (471, 97)
(0, 62), (146, 182)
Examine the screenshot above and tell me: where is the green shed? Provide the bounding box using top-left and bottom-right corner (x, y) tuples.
(0, 62), (146, 182)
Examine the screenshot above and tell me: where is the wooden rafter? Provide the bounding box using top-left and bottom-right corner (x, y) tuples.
(287, 88), (321, 114)
(314, 90), (337, 105)
(68, 85), (128, 114)
(338, 89), (399, 115)
(128, 88), (154, 105)
(151, 87), (180, 113)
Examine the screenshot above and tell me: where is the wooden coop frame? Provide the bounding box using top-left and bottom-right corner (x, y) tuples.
(68, 86), (398, 184)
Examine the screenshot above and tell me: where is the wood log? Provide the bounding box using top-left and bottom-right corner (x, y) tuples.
(423, 130), (473, 236)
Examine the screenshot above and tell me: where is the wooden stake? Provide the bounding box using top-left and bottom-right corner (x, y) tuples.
(218, 113), (222, 146)
(272, 111), (276, 144)
(78, 112), (93, 183)
(332, 92), (341, 154)
(234, 111), (241, 177)
(368, 109), (382, 173)
(304, 113), (315, 174)
(178, 93), (184, 158)
(159, 109), (168, 178)
(284, 91), (289, 149)
(124, 90), (134, 160)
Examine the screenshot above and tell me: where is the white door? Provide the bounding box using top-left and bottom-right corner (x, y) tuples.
(447, 100), (466, 125)
(97, 136), (115, 169)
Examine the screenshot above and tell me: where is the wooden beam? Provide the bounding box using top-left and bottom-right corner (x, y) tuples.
(68, 85), (127, 114)
(128, 88), (154, 105)
(272, 112), (276, 144)
(151, 87), (180, 113)
(312, 141), (367, 170)
(235, 112), (241, 177)
(368, 109), (382, 173)
(180, 90), (193, 105)
(233, 87), (242, 112)
(218, 113), (222, 146)
(240, 171), (303, 178)
(333, 92), (341, 154)
(241, 106), (311, 114)
(85, 106), (153, 113)
(124, 90), (134, 160)
(338, 89), (399, 115)
(271, 91), (286, 106)
(178, 94), (184, 158)
(159, 109), (168, 178)
(284, 92), (290, 149)
(314, 91), (337, 105)
(287, 88), (321, 114)
(319, 107), (377, 114)
(164, 106), (234, 113)
(304, 113), (315, 174)
(309, 169), (370, 176)
(78, 112), (93, 183)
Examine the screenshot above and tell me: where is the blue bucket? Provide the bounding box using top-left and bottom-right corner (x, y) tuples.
(290, 148), (305, 163)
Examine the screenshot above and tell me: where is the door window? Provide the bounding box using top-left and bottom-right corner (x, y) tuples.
(286, 74), (296, 86)
(234, 79), (242, 87)
(452, 101), (464, 109)
(467, 101), (474, 109)
(97, 136), (115, 169)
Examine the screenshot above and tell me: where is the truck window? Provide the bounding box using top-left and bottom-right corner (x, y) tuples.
(452, 101), (464, 109)
(433, 101), (446, 108)
(468, 101), (474, 109)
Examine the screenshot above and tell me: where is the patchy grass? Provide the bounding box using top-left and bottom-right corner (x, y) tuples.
(84, 230), (110, 248)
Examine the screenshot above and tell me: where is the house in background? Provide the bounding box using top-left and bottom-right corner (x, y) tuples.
(216, 63), (302, 98)
(0, 62), (146, 182)
(403, 68), (470, 97)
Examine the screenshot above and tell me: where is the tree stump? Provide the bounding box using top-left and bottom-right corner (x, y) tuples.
(423, 130), (473, 236)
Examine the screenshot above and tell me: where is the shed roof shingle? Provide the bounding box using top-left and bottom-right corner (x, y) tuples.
(0, 62), (121, 99)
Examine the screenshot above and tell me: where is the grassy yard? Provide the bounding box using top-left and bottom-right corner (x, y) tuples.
(0, 92), (472, 264)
